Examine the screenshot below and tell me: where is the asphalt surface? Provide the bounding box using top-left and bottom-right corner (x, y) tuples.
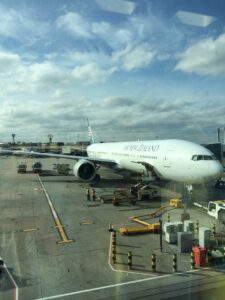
(0, 156), (225, 300)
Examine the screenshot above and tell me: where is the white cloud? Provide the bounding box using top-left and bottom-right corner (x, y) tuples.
(29, 62), (65, 85)
(61, 50), (111, 68)
(51, 89), (69, 99)
(175, 33), (225, 77)
(0, 5), (49, 42)
(0, 92), (224, 143)
(0, 48), (117, 95)
(56, 12), (92, 38)
(92, 21), (134, 49)
(0, 51), (21, 74)
(100, 96), (135, 108)
(0, 51), (70, 95)
(71, 63), (114, 84)
(0, 2), (224, 144)
(123, 44), (155, 70)
(92, 21), (111, 37)
(113, 44), (156, 71)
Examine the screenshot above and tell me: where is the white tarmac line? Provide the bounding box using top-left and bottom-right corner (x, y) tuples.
(1, 258), (19, 300)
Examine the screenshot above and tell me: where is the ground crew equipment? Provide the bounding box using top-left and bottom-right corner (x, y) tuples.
(32, 161), (42, 173)
(128, 251), (132, 270)
(52, 163), (70, 175)
(152, 253), (156, 272)
(130, 183), (161, 201)
(169, 198), (182, 207)
(113, 189), (135, 206)
(17, 161), (27, 173)
(119, 202), (180, 235)
(194, 201), (225, 221)
(120, 223), (160, 235)
(99, 189), (138, 205)
(173, 254), (177, 272)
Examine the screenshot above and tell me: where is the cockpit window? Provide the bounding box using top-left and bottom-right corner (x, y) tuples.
(204, 155), (213, 160)
(192, 155), (217, 161)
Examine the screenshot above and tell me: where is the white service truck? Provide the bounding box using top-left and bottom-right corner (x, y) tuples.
(194, 200), (225, 222)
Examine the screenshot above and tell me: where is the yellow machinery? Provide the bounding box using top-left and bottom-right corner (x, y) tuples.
(119, 223), (160, 235)
(119, 198), (182, 235)
(170, 198), (182, 208)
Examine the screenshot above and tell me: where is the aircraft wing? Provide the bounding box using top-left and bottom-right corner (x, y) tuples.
(2, 149), (117, 167)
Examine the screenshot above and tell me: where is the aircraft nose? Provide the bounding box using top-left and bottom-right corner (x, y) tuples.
(210, 161), (224, 179)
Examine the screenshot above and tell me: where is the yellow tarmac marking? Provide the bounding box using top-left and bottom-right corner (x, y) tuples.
(54, 225), (67, 228)
(38, 175), (74, 244)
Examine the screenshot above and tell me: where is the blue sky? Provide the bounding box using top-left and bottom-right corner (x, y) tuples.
(1, 0), (225, 143)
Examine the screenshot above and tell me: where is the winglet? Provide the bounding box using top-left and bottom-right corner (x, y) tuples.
(87, 118), (95, 144)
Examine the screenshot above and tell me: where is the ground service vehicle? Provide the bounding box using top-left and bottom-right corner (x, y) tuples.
(194, 201), (225, 222)
(131, 183), (161, 200)
(32, 161), (42, 173)
(17, 162), (27, 173)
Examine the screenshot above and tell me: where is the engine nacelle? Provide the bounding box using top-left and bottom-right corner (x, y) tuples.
(73, 159), (96, 181)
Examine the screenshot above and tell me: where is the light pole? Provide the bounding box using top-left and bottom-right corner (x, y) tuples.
(12, 133), (16, 149)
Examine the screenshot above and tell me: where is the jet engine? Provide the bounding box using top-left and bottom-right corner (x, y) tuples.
(73, 159), (96, 181)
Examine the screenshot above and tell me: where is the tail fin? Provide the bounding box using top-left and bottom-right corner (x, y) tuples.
(87, 118), (95, 144)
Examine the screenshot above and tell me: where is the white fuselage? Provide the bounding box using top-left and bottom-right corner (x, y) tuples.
(87, 139), (223, 183)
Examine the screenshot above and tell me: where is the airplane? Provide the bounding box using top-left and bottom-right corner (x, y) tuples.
(3, 121), (223, 184)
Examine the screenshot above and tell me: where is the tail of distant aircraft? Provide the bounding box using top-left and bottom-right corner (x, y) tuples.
(87, 118), (95, 144)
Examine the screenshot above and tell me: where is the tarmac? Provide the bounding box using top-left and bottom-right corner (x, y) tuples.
(0, 155), (225, 300)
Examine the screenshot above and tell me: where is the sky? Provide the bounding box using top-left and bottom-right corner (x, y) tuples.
(1, 0), (225, 144)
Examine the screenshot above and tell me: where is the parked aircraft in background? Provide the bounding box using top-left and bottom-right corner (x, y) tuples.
(3, 122), (223, 184)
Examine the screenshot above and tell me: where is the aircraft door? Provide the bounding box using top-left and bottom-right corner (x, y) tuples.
(164, 150), (173, 167)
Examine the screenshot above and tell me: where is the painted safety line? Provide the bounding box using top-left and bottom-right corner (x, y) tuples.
(38, 175), (74, 244)
(0, 257), (19, 300)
